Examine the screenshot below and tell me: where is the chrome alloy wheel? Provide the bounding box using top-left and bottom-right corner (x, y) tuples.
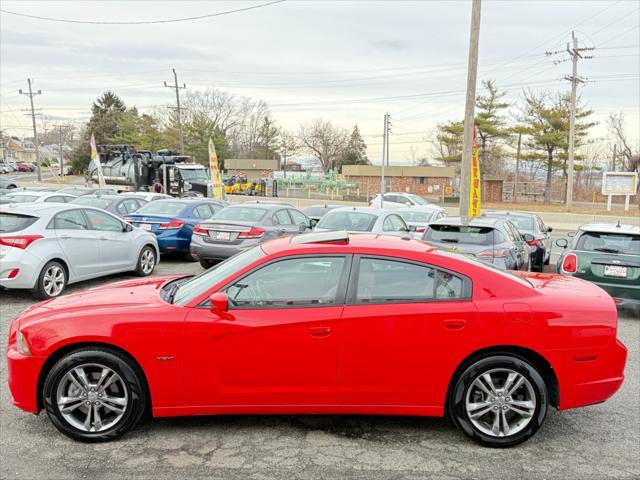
(56, 364), (128, 433)
(43, 265), (65, 297)
(140, 248), (155, 275)
(465, 368), (536, 437)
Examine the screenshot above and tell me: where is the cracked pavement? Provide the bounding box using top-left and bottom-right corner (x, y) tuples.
(1, 256), (638, 480)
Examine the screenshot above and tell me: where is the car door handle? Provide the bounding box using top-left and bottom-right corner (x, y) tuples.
(309, 326), (332, 337)
(99, 236), (108, 241)
(59, 235), (70, 240)
(443, 319), (466, 330)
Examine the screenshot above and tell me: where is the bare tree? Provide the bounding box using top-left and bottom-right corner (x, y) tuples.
(608, 112), (639, 172)
(277, 129), (299, 171)
(298, 120), (348, 172)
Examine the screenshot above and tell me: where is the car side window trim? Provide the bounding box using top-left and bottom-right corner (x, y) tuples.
(345, 254), (472, 306)
(197, 254), (354, 310)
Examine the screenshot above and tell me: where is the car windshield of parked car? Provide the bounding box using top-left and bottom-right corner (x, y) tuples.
(0, 213), (38, 232)
(576, 231), (640, 255)
(406, 194), (428, 205)
(425, 225), (496, 245)
(172, 246), (266, 306)
(486, 214), (533, 231)
(70, 197), (112, 209)
(398, 210), (436, 223)
(213, 207), (267, 222)
(1, 194), (38, 203)
(317, 211), (377, 231)
(134, 201), (186, 216)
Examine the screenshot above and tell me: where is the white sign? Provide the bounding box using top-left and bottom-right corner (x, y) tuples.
(602, 172), (638, 196)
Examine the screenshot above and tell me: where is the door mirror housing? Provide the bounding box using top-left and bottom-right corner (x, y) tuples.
(123, 223), (133, 232)
(546, 226), (553, 233)
(555, 238), (568, 248)
(408, 225), (418, 232)
(209, 292), (229, 312)
(523, 233), (535, 243)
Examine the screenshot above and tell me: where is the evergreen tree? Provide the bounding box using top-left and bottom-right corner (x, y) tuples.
(338, 125), (369, 170)
(87, 91), (127, 144)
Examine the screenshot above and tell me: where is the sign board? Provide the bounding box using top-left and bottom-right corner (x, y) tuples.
(468, 128), (481, 219)
(602, 172), (638, 195)
(208, 137), (224, 200)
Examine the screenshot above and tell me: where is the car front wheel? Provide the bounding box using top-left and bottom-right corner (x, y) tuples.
(449, 355), (548, 448)
(135, 246), (157, 276)
(43, 348), (147, 442)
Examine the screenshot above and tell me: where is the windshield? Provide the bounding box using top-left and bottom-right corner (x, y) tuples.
(398, 210), (437, 223)
(406, 194), (428, 205)
(134, 201), (186, 216)
(71, 197), (112, 209)
(576, 231), (640, 255)
(1, 195), (38, 203)
(0, 213), (38, 232)
(172, 246), (266, 305)
(424, 225), (496, 246)
(317, 211), (377, 231)
(485, 213), (533, 231)
(179, 168), (209, 181)
(213, 207), (267, 222)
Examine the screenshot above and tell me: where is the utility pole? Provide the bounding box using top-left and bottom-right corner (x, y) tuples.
(385, 113), (392, 167)
(513, 132), (522, 203)
(459, 0), (481, 220)
(381, 113), (388, 207)
(19, 78), (42, 182)
(57, 125), (64, 177)
(164, 68), (186, 154)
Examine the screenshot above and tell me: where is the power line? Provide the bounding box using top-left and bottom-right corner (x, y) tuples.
(0, 0), (285, 25)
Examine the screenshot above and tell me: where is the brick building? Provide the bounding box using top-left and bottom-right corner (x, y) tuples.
(341, 165), (456, 199)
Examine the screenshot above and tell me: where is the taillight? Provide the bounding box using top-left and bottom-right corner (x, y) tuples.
(0, 235), (43, 249)
(193, 224), (209, 236)
(415, 227), (426, 233)
(527, 239), (542, 247)
(562, 253), (578, 273)
(158, 220), (184, 230)
(238, 227), (265, 239)
(368, 200), (373, 206)
(477, 248), (509, 258)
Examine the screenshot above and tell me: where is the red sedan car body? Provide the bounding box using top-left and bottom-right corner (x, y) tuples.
(7, 233), (627, 445)
(15, 163), (32, 172)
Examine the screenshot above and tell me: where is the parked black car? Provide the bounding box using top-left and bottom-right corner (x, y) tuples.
(483, 211), (553, 272)
(423, 216), (533, 271)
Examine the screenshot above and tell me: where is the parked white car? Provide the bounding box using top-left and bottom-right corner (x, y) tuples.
(0, 203), (159, 299)
(368, 192), (432, 210)
(121, 191), (173, 202)
(0, 190), (76, 204)
(314, 206), (410, 235)
(397, 205), (447, 238)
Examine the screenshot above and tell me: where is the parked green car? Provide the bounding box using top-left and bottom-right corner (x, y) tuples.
(556, 223), (640, 307)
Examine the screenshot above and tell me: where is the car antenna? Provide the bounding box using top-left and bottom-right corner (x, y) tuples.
(616, 220), (621, 228)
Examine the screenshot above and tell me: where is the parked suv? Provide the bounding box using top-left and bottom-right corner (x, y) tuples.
(369, 192), (431, 210)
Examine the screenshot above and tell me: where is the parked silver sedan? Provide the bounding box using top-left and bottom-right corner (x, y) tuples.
(0, 190), (76, 204)
(314, 206), (410, 235)
(0, 203), (159, 299)
(397, 205), (446, 239)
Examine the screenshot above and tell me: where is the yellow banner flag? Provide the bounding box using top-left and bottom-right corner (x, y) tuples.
(90, 133), (106, 188)
(468, 128), (481, 219)
(208, 137), (224, 200)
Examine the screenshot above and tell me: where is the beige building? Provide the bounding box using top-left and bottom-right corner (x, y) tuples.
(1, 136), (36, 163)
(224, 158), (280, 181)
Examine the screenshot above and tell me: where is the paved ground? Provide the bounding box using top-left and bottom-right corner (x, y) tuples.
(1, 256), (638, 480)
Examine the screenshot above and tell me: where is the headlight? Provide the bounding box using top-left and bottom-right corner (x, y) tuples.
(16, 330), (31, 356)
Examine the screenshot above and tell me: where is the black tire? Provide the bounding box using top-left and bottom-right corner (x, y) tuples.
(32, 260), (67, 300)
(134, 245), (157, 276)
(183, 251), (198, 262)
(449, 354), (548, 448)
(43, 348), (147, 442)
(544, 251), (551, 265)
(199, 259), (215, 269)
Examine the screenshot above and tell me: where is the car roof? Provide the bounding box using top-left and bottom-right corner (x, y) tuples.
(73, 194), (121, 200)
(579, 222), (640, 235)
(0, 202), (99, 216)
(484, 211), (537, 218)
(263, 232), (433, 256)
(3, 190), (49, 197)
(430, 216), (502, 227)
(397, 205), (443, 212)
(329, 206), (391, 216)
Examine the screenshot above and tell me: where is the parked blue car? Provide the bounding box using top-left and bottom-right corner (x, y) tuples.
(126, 198), (227, 260)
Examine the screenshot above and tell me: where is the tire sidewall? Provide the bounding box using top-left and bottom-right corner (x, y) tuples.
(450, 355), (548, 448)
(35, 261), (67, 299)
(136, 245), (156, 276)
(43, 349), (146, 442)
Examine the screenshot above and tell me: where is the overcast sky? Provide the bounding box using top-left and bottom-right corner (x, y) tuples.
(1, 0), (638, 164)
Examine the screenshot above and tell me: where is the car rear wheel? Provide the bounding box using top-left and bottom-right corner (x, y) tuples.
(33, 261), (67, 300)
(199, 259), (215, 269)
(449, 355), (548, 448)
(43, 348), (147, 442)
(183, 251), (198, 262)
(134, 246), (156, 276)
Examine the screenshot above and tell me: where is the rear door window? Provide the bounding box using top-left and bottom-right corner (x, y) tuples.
(193, 204), (213, 219)
(52, 210), (88, 230)
(273, 209), (292, 226)
(85, 209), (124, 232)
(354, 258), (435, 303)
(288, 209), (310, 227)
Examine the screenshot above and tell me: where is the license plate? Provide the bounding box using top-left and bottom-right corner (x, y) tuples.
(604, 265), (627, 278)
(139, 223), (152, 231)
(211, 231), (231, 241)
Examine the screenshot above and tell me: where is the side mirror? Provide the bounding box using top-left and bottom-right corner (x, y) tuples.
(546, 227), (553, 233)
(555, 238), (568, 248)
(567, 231), (576, 237)
(124, 223), (133, 232)
(310, 218), (319, 228)
(209, 292), (228, 313)
(523, 233), (535, 242)
(408, 225), (418, 232)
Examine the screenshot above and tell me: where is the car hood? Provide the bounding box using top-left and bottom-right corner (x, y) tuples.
(16, 275), (184, 328)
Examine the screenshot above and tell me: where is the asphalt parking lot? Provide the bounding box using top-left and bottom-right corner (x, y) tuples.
(1, 256), (638, 480)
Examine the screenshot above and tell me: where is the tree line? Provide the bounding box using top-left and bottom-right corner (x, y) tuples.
(69, 90), (370, 174)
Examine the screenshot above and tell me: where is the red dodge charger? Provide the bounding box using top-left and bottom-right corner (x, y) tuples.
(7, 231), (627, 447)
